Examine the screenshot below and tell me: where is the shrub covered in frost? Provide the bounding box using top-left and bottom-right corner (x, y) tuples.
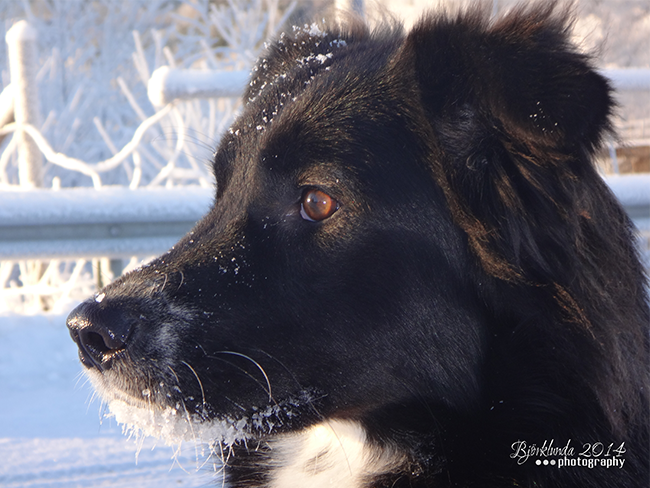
(0, 0), (297, 189)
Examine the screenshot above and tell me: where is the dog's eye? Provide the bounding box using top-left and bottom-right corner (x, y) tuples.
(300, 188), (339, 222)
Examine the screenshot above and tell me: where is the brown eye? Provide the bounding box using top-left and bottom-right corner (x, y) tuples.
(300, 188), (338, 222)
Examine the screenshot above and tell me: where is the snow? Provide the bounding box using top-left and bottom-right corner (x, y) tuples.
(147, 67), (250, 107)
(2, 438), (206, 488)
(104, 397), (250, 451)
(0, 313), (217, 487)
(305, 22), (328, 38)
(4, 20), (37, 44)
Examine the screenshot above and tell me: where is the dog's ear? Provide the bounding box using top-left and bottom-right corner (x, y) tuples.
(404, 3), (613, 154)
(399, 4), (624, 313)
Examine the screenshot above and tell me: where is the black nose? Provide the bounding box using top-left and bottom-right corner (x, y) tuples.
(66, 296), (135, 371)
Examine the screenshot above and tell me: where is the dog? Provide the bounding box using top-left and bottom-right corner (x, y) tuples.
(67, 3), (649, 487)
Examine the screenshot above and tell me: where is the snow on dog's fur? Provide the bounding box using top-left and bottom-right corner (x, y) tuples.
(67, 3), (649, 487)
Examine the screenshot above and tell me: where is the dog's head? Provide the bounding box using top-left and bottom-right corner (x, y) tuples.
(67, 18), (487, 439)
(68, 4), (645, 480)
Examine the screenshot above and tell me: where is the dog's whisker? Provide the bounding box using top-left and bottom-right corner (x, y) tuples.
(169, 443), (192, 476)
(98, 398), (111, 425)
(160, 272), (168, 293)
(166, 364), (215, 472)
(255, 349), (301, 389)
(222, 395), (248, 412)
(211, 440), (228, 488)
(208, 354), (275, 403)
(168, 364), (206, 469)
(255, 349), (329, 422)
(195, 342), (208, 357)
(177, 387), (202, 470)
(166, 364), (181, 385)
(213, 351), (273, 403)
(74, 370), (89, 389)
(176, 270), (184, 292)
(85, 389), (99, 416)
(180, 360), (207, 411)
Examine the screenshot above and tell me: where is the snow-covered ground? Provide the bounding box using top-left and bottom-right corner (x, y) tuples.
(0, 314), (218, 487)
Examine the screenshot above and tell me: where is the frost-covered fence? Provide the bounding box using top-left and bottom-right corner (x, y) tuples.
(598, 69), (650, 152)
(5, 20), (43, 188)
(147, 66), (650, 113)
(0, 0), (648, 314)
(606, 175), (650, 267)
(599, 68), (650, 173)
(604, 68), (650, 92)
(0, 0), (298, 191)
(148, 68), (250, 107)
(0, 187), (213, 261)
(0, 0), (297, 314)
(0, 176), (646, 311)
(0, 176), (646, 258)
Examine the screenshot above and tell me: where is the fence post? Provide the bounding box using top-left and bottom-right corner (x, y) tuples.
(6, 20), (43, 188)
(0, 84), (14, 148)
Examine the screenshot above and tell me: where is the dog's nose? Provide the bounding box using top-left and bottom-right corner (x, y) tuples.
(66, 297), (134, 371)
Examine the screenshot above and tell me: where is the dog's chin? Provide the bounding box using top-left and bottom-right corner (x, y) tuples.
(106, 397), (251, 447)
(85, 368), (324, 450)
(84, 368), (251, 447)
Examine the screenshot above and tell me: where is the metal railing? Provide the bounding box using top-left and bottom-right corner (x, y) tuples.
(0, 176), (647, 260)
(0, 62), (648, 265)
(0, 11), (648, 313)
(0, 186), (213, 261)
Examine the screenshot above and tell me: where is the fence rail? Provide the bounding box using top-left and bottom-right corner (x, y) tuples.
(145, 67), (650, 107)
(0, 186), (212, 261)
(606, 175), (650, 233)
(0, 175), (647, 262)
(599, 68), (650, 92)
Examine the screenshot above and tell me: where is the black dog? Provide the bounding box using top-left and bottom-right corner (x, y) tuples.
(67, 3), (649, 487)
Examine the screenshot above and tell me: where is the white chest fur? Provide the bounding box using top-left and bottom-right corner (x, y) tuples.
(267, 420), (407, 488)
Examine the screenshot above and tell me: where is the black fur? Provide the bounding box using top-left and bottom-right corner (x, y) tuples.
(67, 3), (649, 487)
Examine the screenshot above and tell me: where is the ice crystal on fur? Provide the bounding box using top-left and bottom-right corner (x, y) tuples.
(105, 389), (318, 449)
(107, 399), (249, 448)
(293, 22), (328, 39)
